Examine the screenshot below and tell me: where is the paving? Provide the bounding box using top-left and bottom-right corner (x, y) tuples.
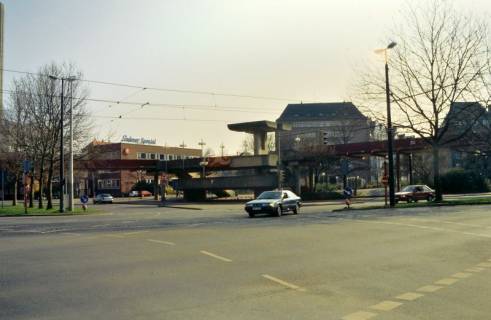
(1, 201), (491, 319)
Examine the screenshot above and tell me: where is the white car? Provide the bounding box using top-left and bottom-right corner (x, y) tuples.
(93, 193), (114, 204)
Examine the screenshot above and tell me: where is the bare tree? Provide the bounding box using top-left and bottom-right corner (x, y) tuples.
(3, 62), (91, 209)
(357, 0), (490, 201)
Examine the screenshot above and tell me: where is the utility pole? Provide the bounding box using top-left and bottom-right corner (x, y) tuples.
(68, 78), (75, 212)
(220, 143), (225, 157)
(198, 139), (206, 157)
(277, 130), (282, 189)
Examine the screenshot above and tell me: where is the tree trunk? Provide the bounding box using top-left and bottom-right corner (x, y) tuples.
(38, 163), (45, 209)
(29, 169), (34, 208)
(46, 159), (54, 210)
(12, 175), (18, 206)
(432, 145), (443, 202)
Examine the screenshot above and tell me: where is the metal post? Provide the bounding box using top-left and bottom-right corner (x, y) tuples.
(60, 78), (65, 213)
(385, 62), (396, 207)
(277, 130), (282, 189)
(408, 153), (413, 184)
(0, 170), (3, 208)
(68, 80), (74, 212)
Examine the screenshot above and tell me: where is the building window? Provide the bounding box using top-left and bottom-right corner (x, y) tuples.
(150, 153), (156, 160)
(159, 154), (165, 160)
(138, 153), (146, 159)
(97, 179), (120, 189)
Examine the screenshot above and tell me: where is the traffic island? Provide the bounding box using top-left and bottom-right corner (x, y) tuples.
(0, 205), (100, 217)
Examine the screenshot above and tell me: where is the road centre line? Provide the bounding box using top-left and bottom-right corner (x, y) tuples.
(200, 250), (232, 262)
(147, 239), (175, 246)
(261, 274), (306, 292)
(342, 311), (377, 320)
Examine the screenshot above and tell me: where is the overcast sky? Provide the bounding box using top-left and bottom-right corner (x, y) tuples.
(2, 0), (490, 154)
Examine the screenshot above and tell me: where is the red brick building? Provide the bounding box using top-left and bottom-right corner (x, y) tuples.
(79, 140), (201, 196)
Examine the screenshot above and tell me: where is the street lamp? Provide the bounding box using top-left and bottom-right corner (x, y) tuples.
(375, 41), (397, 207)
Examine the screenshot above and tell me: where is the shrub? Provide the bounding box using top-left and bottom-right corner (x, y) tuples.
(440, 169), (489, 194)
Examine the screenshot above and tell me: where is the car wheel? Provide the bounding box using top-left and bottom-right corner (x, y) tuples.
(275, 206), (282, 217)
(293, 203), (299, 215)
(248, 212), (255, 218)
(427, 195), (434, 202)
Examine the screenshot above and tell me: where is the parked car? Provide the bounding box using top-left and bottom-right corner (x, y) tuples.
(244, 190), (302, 218)
(129, 190), (152, 197)
(93, 193), (114, 204)
(395, 185), (435, 203)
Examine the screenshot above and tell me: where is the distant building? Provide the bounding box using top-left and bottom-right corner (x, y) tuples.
(79, 140), (201, 196)
(276, 102), (375, 149)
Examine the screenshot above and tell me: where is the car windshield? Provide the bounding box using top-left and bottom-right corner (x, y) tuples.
(257, 191), (282, 199)
(401, 186), (415, 192)
(102, 194), (111, 197)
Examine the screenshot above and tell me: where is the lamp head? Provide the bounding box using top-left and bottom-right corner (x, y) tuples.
(387, 42), (397, 49)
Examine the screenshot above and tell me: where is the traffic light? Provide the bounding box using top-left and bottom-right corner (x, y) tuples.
(279, 169), (286, 184)
(322, 131), (329, 145)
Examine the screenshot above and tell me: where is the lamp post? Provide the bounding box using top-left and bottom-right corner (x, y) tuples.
(376, 41), (397, 207)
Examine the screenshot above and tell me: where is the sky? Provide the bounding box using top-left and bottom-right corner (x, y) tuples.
(2, 0), (491, 154)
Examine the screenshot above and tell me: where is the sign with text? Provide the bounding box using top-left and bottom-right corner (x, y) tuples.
(121, 135), (156, 145)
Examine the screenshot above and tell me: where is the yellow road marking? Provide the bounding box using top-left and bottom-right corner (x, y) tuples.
(476, 262), (491, 268)
(466, 267), (485, 272)
(396, 292), (424, 301)
(147, 239), (175, 246)
(369, 300), (402, 311)
(200, 250), (232, 262)
(261, 274), (306, 292)
(417, 285), (443, 293)
(451, 272), (473, 279)
(435, 278), (459, 285)
(342, 311), (378, 320)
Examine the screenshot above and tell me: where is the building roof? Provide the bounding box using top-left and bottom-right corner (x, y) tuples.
(277, 102), (367, 122)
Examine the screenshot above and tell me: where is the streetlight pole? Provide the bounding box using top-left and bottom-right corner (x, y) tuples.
(377, 41), (397, 207)
(67, 77), (76, 212)
(277, 130), (282, 189)
(49, 76), (65, 213)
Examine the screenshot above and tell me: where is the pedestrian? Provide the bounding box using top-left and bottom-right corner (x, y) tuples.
(343, 186), (353, 209)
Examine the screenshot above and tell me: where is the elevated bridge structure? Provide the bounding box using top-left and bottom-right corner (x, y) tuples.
(74, 136), (430, 201)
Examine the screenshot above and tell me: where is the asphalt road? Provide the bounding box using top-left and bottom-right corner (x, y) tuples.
(1, 202), (491, 319)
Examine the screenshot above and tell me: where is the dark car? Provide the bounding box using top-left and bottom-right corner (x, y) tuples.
(244, 190), (302, 218)
(395, 185), (435, 203)
(93, 193), (114, 204)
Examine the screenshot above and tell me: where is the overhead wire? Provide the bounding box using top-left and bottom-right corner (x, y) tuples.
(1, 67), (302, 102)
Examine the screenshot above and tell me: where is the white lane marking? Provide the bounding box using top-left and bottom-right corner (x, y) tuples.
(369, 300), (403, 311)
(147, 239), (175, 246)
(342, 311), (378, 320)
(62, 232), (81, 236)
(122, 231), (148, 236)
(261, 274), (306, 292)
(200, 250), (232, 262)
(92, 224), (111, 228)
(451, 272), (473, 279)
(434, 278), (459, 285)
(396, 292), (424, 301)
(353, 219), (491, 238)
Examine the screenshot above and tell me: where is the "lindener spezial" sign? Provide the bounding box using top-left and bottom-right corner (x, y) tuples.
(121, 135), (157, 145)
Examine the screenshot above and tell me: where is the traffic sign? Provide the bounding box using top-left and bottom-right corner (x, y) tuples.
(80, 195), (89, 204)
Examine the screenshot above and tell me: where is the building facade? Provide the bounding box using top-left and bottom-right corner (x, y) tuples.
(79, 140), (201, 196)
